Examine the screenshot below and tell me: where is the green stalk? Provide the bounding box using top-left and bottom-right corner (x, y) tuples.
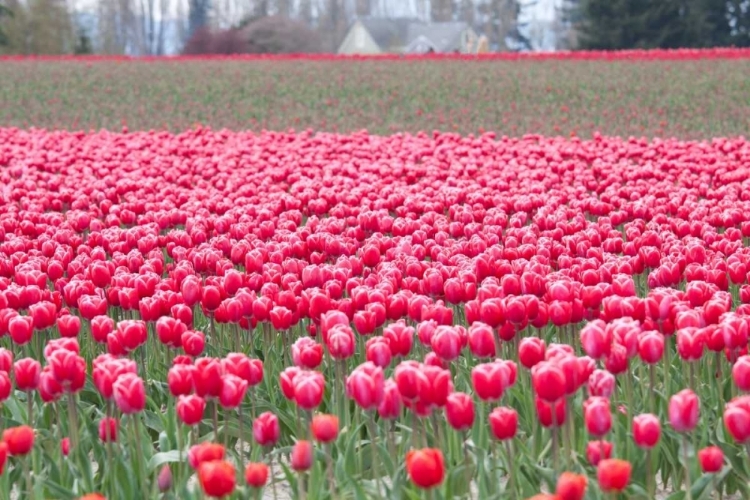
(131, 415), (147, 498)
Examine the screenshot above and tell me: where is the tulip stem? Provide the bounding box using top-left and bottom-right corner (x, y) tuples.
(238, 405), (245, 462)
(649, 364), (656, 414)
(131, 415), (147, 498)
(177, 423), (183, 488)
(504, 439), (515, 498)
(368, 413), (382, 498)
(23, 454), (31, 498)
(647, 448), (654, 499)
(326, 444), (337, 500)
(551, 424), (559, 477)
(212, 400), (219, 440)
(67, 393), (79, 450)
(266, 448), (278, 500)
(683, 435), (692, 500)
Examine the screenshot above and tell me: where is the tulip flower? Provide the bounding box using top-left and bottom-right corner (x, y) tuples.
(597, 459), (632, 492)
(245, 462), (269, 488)
(2, 425), (34, 456)
(445, 392), (475, 432)
(198, 460), (236, 498)
(405, 448), (445, 489)
(698, 446), (723, 473)
(556, 472), (587, 500)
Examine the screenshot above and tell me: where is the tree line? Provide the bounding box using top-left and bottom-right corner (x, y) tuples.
(567, 0), (750, 50)
(0, 0), (747, 55)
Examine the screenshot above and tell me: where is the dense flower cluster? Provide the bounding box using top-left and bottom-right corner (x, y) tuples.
(0, 128), (749, 498)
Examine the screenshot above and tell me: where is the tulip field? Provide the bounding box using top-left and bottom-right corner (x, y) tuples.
(2, 51), (750, 500)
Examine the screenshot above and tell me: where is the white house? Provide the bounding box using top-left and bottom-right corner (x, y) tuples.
(338, 18), (479, 55)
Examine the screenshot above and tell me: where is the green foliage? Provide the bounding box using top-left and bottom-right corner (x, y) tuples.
(578, 0), (750, 49)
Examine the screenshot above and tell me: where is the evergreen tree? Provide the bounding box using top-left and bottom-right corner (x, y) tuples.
(578, 0), (747, 49)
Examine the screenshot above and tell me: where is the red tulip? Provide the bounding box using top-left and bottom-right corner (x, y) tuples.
(583, 397), (612, 437)
(219, 374), (248, 409)
(445, 392), (475, 432)
(346, 362), (385, 410)
(586, 440), (612, 466)
(290, 440), (313, 472)
(30, 301), (56, 330)
(698, 446), (723, 473)
(0, 348), (13, 373)
(378, 378), (403, 420)
(668, 389), (699, 433)
(61, 437), (70, 456)
(291, 337), (323, 369)
(733, 355), (750, 391)
(724, 396), (750, 443)
(48, 349), (86, 392)
(156, 317), (186, 348)
(580, 320), (611, 359)
(472, 361), (505, 401)
(222, 353), (263, 386)
(676, 327), (705, 361)
(113, 373), (146, 414)
(98, 417), (118, 442)
(167, 364), (195, 397)
(14, 357), (41, 391)
(532, 361), (566, 402)
(198, 460), (236, 498)
(556, 472), (587, 500)
(253, 412), (280, 447)
(597, 459), (632, 492)
(57, 315), (81, 338)
(0, 372), (11, 402)
(638, 331), (664, 364)
(394, 360), (428, 401)
(9, 315), (33, 345)
(2, 425), (34, 455)
(158, 464), (172, 492)
(188, 442), (226, 469)
(293, 371), (325, 410)
(311, 414), (339, 443)
(382, 321), (413, 357)
(181, 330), (205, 357)
(245, 462), (269, 488)
(468, 322), (496, 358)
(200, 286), (222, 313)
(91, 316), (114, 343)
(326, 325), (355, 360)
(365, 337), (392, 368)
(177, 395), (206, 426)
(269, 306), (293, 330)
(632, 413), (661, 448)
(536, 397), (567, 428)
(194, 357), (224, 399)
(405, 448), (445, 489)
(430, 325), (462, 361)
(489, 406), (518, 440)
(518, 337), (546, 369)
(587, 369), (615, 398)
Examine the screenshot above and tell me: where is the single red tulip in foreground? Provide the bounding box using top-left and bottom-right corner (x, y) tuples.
(406, 448), (445, 489)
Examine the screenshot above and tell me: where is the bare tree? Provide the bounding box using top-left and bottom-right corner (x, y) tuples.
(188, 0), (209, 38)
(354, 0), (370, 17)
(431, 0), (454, 21)
(456, 0), (475, 25)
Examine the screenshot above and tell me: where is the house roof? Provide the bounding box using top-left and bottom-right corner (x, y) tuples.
(355, 18), (473, 53)
(406, 22), (469, 53)
(359, 18), (414, 51)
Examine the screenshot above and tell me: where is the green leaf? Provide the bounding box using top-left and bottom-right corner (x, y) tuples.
(147, 450), (182, 470)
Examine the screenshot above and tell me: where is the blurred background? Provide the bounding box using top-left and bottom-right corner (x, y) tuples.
(0, 0), (747, 57)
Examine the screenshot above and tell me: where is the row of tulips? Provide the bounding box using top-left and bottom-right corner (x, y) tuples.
(0, 129), (750, 499)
